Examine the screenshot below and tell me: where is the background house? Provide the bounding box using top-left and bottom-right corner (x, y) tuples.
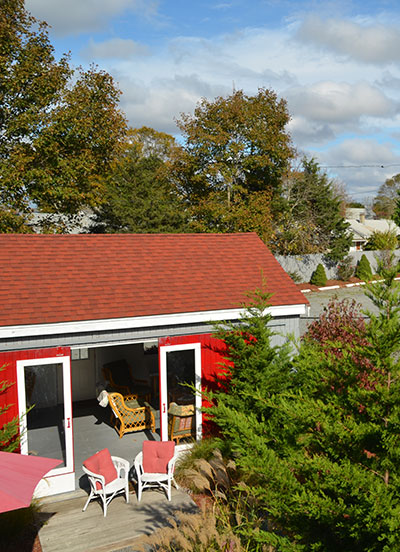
(345, 208), (400, 251)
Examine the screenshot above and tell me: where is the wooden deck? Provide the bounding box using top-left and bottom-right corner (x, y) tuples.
(38, 487), (197, 552)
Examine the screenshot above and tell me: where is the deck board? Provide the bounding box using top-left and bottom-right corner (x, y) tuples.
(38, 488), (196, 552)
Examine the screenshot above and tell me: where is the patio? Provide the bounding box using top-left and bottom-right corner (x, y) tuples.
(38, 485), (197, 552)
(36, 402), (196, 552)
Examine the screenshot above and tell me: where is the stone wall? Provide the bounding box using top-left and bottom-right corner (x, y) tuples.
(275, 250), (400, 283)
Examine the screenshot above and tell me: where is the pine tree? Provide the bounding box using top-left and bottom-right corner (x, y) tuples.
(277, 158), (351, 259)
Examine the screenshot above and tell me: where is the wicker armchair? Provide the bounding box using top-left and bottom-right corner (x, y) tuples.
(103, 360), (151, 402)
(168, 402), (195, 444)
(108, 392), (156, 438)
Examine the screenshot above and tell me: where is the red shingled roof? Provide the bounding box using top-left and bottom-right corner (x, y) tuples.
(0, 233), (307, 327)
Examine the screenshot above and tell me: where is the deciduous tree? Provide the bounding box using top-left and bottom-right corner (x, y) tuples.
(0, 0), (128, 232)
(373, 174), (400, 219)
(173, 88), (294, 235)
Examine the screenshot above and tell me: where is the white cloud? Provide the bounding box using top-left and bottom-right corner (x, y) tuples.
(81, 38), (150, 60)
(325, 139), (398, 165)
(23, 3), (400, 196)
(297, 15), (400, 64)
(118, 74), (229, 134)
(286, 81), (396, 125)
(26, 0), (159, 36)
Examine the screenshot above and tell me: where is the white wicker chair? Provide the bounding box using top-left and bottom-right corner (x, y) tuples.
(134, 441), (178, 501)
(82, 454), (129, 517)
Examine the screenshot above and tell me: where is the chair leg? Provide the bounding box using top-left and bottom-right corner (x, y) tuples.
(137, 479), (142, 501)
(172, 476), (179, 490)
(82, 491), (93, 512)
(167, 480), (171, 501)
(125, 482), (129, 503)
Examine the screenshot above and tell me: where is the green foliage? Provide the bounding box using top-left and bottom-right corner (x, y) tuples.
(210, 288), (293, 421)
(364, 229), (399, 251)
(0, 365), (19, 452)
(90, 129), (188, 233)
(200, 275), (400, 551)
(275, 158), (351, 259)
(336, 255), (354, 281)
(355, 254), (373, 281)
(347, 201), (365, 208)
(310, 263), (327, 286)
(173, 88), (294, 235)
(0, 0), (128, 231)
(286, 270), (303, 283)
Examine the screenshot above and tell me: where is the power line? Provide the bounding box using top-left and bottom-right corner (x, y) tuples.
(321, 164), (400, 169)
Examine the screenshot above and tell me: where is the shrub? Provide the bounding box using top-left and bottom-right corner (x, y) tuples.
(286, 270), (302, 283)
(336, 255), (354, 281)
(355, 254), (373, 281)
(364, 229), (398, 251)
(310, 263), (327, 286)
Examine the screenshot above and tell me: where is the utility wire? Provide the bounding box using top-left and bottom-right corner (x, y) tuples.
(321, 164), (400, 169)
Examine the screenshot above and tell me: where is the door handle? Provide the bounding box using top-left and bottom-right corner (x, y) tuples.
(66, 417), (71, 429)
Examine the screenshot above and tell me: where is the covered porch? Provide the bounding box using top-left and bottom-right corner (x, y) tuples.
(17, 338), (200, 497)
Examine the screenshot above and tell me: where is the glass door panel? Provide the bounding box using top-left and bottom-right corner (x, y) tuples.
(17, 356), (73, 488)
(166, 349), (195, 407)
(159, 343), (202, 442)
(24, 363), (66, 466)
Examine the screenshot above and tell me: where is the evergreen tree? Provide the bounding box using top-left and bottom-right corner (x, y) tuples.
(202, 269), (400, 550)
(90, 130), (188, 233)
(276, 158), (351, 259)
(211, 288), (293, 420)
(356, 254), (373, 281)
(310, 263), (327, 286)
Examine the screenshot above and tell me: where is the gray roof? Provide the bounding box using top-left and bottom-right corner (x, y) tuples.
(346, 218), (400, 241)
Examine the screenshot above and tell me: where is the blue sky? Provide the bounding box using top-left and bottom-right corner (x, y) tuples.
(26, 0), (400, 202)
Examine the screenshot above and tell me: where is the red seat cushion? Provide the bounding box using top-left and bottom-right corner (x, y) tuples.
(142, 441), (175, 474)
(83, 448), (118, 489)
